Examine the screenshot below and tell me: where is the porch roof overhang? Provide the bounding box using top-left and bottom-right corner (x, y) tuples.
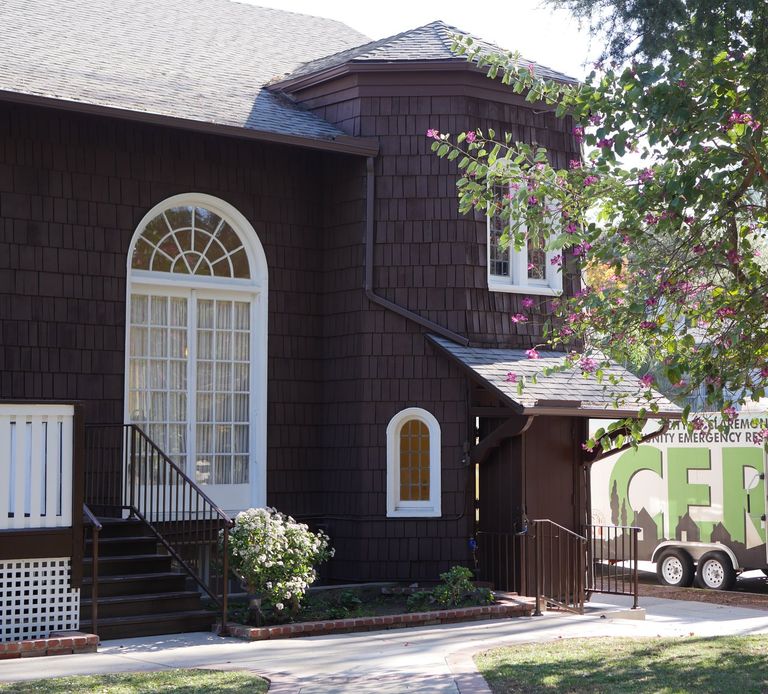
(427, 335), (682, 419)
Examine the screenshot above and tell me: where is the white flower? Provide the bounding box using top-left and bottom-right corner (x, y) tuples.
(275, 602), (284, 611)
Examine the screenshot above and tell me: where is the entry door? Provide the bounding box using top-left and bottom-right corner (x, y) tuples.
(127, 289), (253, 510)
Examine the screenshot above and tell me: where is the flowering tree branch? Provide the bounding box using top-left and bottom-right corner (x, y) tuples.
(429, 21), (768, 449)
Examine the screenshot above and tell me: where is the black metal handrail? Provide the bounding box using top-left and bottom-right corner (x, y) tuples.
(531, 520), (586, 616)
(82, 503), (102, 639)
(585, 524), (640, 609)
(85, 424), (233, 635)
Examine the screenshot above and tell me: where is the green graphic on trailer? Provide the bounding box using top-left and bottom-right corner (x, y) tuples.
(608, 445), (765, 545)
(608, 446), (663, 539)
(722, 448), (765, 545)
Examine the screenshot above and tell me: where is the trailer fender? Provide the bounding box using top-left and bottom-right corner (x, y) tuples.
(651, 541), (741, 571)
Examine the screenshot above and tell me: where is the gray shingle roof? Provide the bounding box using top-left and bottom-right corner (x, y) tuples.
(429, 335), (681, 417)
(281, 20), (577, 84)
(0, 0), (369, 142)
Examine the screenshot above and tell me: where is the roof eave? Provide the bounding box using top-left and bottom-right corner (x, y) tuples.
(522, 406), (682, 419)
(0, 89), (380, 157)
(272, 59), (578, 94)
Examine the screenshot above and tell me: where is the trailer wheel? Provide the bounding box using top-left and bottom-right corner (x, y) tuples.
(656, 549), (694, 587)
(696, 551), (736, 591)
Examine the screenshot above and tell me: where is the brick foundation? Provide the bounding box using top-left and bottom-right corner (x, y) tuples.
(224, 597), (532, 641)
(0, 632), (98, 659)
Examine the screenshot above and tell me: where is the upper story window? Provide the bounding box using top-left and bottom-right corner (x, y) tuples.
(386, 408), (441, 518)
(487, 184), (562, 295)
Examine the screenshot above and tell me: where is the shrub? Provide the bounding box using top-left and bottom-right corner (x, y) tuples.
(227, 508), (333, 615)
(406, 565), (494, 611)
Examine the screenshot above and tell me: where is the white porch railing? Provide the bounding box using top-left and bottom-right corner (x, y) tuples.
(0, 403), (75, 530)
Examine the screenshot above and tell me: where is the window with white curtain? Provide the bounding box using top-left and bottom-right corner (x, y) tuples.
(126, 194), (268, 511)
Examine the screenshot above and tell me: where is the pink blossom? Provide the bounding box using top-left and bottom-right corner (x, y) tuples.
(465, 130), (477, 143)
(569, 160), (582, 169)
(691, 417), (705, 431)
(596, 138), (613, 148)
(715, 307), (736, 319)
(581, 442), (594, 452)
(505, 372), (518, 383)
(726, 249), (742, 264)
(644, 213), (659, 225)
(525, 348), (540, 360)
(693, 244), (706, 255)
(511, 313), (528, 323)
(566, 222), (578, 234)
(521, 297), (535, 309)
(426, 128), (440, 139)
(760, 366), (768, 378)
(754, 428), (768, 445)
(527, 63), (536, 77)
(572, 126), (584, 142)
(579, 357), (598, 373)
(527, 196), (539, 206)
(589, 114), (602, 125)
(638, 168), (654, 183)
(572, 243), (592, 258)
(677, 79), (688, 88)
(704, 375), (722, 385)
(583, 175), (599, 186)
(645, 296), (658, 307)
(639, 321), (656, 330)
(550, 254), (562, 266)
(723, 406), (738, 421)
(560, 326), (574, 337)
(640, 374), (655, 387)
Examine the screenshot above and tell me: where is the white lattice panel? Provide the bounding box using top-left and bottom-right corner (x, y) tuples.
(0, 558), (79, 642)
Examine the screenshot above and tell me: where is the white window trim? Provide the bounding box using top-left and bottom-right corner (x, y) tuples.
(486, 198), (563, 296)
(125, 193), (269, 513)
(386, 407), (441, 518)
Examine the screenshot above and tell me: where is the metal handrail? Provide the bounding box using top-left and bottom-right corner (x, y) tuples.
(585, 524), (640, 609)
(82, 503), (102, 639)
(532, 519), (587, 616)
(84, 423), (234, 636)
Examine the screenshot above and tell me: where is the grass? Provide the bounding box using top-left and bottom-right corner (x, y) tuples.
(476, 636), (768, 693)
(0, 668), (269, 694)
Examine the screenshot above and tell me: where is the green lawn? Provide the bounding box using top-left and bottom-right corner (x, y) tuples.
(0, 668), (268, 694)
(476, 636), (768, 693)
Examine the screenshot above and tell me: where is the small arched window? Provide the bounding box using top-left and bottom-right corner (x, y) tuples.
(386, 408), (441, 518)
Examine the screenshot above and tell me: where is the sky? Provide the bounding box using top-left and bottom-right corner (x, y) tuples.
(242, 0), (598, 79)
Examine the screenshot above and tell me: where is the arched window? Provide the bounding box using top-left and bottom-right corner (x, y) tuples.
(125, 193), (267, 513)
(386, 408), (441, 518)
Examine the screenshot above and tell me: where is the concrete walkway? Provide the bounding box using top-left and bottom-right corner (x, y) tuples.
(2, 594), (768, 692)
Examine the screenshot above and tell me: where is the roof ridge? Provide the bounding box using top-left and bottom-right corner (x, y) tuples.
(283, 19), (452, 79)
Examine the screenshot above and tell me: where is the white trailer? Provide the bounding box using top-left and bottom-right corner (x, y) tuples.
(590, 413), (767, 590)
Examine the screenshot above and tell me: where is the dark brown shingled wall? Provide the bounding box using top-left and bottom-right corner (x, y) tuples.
(0, 101), (329, 519)
(295, 69), (582, 348)
(290, 68), (582, 580)
(318, 153), (472, 581)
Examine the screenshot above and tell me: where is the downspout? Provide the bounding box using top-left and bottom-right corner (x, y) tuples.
(364, 157), (470, 346)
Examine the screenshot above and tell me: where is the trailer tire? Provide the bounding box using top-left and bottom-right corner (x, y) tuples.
(656, 549), (695, 587)
(696, 551), (736, 591)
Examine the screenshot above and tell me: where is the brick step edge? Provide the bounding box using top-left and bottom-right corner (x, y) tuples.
(0, 631), (98, 659)
(222, 598), (533, 641)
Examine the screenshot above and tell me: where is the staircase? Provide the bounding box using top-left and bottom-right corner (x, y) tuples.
(80, 518), (216, 640)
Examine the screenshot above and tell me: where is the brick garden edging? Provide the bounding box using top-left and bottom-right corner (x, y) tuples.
(224, 596), (533, 641)
(0, 632), (98, 659)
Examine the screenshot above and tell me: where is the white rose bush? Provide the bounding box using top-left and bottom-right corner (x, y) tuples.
(227, 507), (334, 618)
